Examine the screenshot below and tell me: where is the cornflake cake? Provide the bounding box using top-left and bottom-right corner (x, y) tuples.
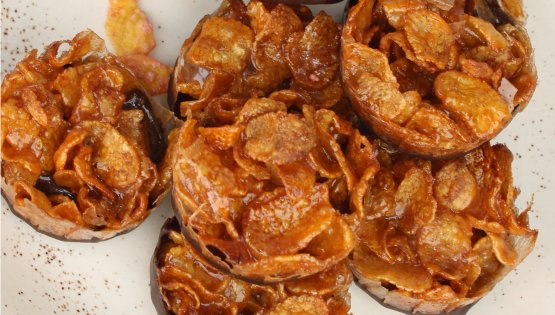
(152, 217), (353, 315)
(1, 30), (178, 241)
(171, 95), (381, 283)
(168, 0), (345, 121)
(341, 0), (537, 158)
(350, 139), (538, 314)
(167, 0), (382, 284)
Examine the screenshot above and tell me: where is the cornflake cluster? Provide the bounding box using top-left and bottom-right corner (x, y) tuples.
(342, 0), (537, 158)
(168, 0), (345, 121)
(153, 218), (352, 315)
(1, 31), (175, 240)
(172, 96), (380, 283)
(168, 0), (377, 285)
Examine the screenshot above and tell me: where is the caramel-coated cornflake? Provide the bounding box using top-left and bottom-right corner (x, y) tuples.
(352, 246), (433, 293)
(246, 0), (270, 35)
(73, 146), (116, 201)
(405, 9), (455, 70)
(285, 12), (341, 90)
(435, 71), (511, 138)
(276, 159), (317, 200)
(404, 107), (469, 148)
(395, 167), (437, 235)
(198, 125), (243, 152)
(235, 97), (287, 125)
(434, 160), (477, 211)
(176, 137), (246, 231)
(243, 185), (335, 258)
(417, 212), (476, 280)
(291, 75), (345, 109)
(186, 16), (254, 74)
(244, 111), (316, 165)
(266, 295), (329, 315)
(381, 0), (426, 29)
(246, 3), (303, 92)
(92, 124), (142, 190)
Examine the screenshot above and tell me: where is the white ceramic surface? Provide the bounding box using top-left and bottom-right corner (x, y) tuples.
(1, 1), (554, 314)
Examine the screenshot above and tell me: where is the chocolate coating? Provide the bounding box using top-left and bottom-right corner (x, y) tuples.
(35, 172), (77, 201)
(123, 88), (168, 164)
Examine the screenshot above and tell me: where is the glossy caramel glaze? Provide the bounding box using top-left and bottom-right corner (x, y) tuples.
(152, 217), (353, 315)
(171, 95), (383, 283)
(168, 0), (345, 123)
(1, 30), (178, 240)
(341, 0), (537, 158)
(350, 140), (538, 314)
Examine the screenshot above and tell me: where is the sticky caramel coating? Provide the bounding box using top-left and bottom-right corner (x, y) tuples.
(169, 0), (346, 121)
(1, 30), (175, 238)
(171, 97), (379, 283)
(341, 0), (537, 158)
(350, 140), (537, 314)
(153, 217), (352, 315)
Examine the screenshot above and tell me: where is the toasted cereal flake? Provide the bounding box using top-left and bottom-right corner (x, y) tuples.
(426, 0), (455, 11)
(243, 185), (334, 258)
(473, 236), (500, 274)
(73, 146), (116, 201)
(291, 75), (344, 109)
(285, 12), (341, 90)
(276, 159), (316, 201)
(435, 71), (511, 139)
(352, 246), (433, 293)
(396, 167), (437, 235)
(106, 0), (156, 56)
(244, 111), (316, 165)
(93, 125), (141, 190)
(50, 200), (85, 225)
(381, 0), (426, 29)
(434, 160), (477, 212)
(285, 259), (351, 295)
(417, 212), (475, 280)
(405, 9), (455, 70)
(488, 233), (518, 265)
(13, 180), (54, 211)
(380, 31), (440, 73)
(404, 107), (469, 147)
(117, 54), (172, 95)
(186, 16), (254, 74)
(246, 0), (270, 35)
(177, 136), (247, 225)
(364, 169), (397, 219)
(246, 4), (302, 92)
(235, 97), (287, 126)
(197, 125), (243, 151)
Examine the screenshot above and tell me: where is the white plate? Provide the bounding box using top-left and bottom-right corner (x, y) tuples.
(1, 1), (554, 314)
